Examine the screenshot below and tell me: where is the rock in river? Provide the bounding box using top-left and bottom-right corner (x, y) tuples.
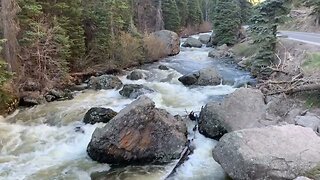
(198, 88), (267, 139)
(178, 67), (222, 86)
(88, 75), (123, 90)
(87, 96), (187, 164)
(198, 34), (211, 44)
(126, 70), (144, 81)
(213, 125), (320, 180)
(182, 37), (202, 48)
(119, 84), (154, 99)
(83, 107), (117, 125)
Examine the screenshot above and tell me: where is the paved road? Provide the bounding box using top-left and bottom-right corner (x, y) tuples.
(279, 31), (320, 46)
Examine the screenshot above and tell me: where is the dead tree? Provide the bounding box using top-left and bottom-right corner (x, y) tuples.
(1, 0), (20, 72)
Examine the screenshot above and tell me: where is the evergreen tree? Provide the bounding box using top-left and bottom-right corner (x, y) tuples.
(249, 0), (290, 77)
(238, 0), (253, 24)
(176, 0), (188, 26)
(212, 0), (241, 45)
(187, 0), (203, 26)
(162, 0), (181, 32)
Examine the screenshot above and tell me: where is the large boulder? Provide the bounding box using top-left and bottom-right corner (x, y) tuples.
(198, 34), (211, 44)
(198, 88), (267, 139)
(83, 107), (117, 125)
(88, 75), (123, 90)
(213, 125), (320, 180)
(151, 30), (180, 56)
(119, 84), (154, 99)
(182, 37), (202, 48)
(126, 70), (144, 81)
(87, 96), (187, 164)
(178, 67), (222, 86)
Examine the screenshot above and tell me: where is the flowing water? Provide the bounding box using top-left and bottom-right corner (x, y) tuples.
(0, 33), (253, 180)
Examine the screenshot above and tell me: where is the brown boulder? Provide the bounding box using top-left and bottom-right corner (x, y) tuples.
(87, 96), (187, 164)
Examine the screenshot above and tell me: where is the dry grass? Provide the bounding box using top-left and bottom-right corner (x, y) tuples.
(113, 32), (144, 67)
(198, 21), (212, 33)
(143, 33), (167, 62)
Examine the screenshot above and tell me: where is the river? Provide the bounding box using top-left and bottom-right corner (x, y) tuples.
(0, 33), (253, 180)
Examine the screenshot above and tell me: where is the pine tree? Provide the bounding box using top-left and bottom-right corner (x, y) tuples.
(162, 0), (181, 32)
(187, 0), (203, 26)
(176, 0), (188, 26)
(212, 0), (241, 45)
(249, 0), (290, 77)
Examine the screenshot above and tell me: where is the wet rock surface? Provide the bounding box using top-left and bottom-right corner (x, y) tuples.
(87, 96), (187, 165)
(83, 107), (117, 125)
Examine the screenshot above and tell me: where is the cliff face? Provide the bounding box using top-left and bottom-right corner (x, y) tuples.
(132, 0), (164, 33)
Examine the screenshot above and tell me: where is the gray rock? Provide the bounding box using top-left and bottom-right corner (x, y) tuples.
(119, 84), (154, 99)
(151, 30), (180, 56)
(88, 75), (123, 90)
(295, 113), (320, 133)
(69, 84), (88, 91)
(159, 65), (169, 70)
(127, 70), (144, 80)
(83, 107), (117, 125)
(182, 37), (202, 48)
(208, 44), (233, 59)
(87, 96), (187, 164)
(198, 34), (211, 44)
(213, 125), (320, 180)
(199, 88), (267, 139)
(178, 67), (222, 86)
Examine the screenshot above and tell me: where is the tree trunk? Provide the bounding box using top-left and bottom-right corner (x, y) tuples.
(1, 0), (20, 72)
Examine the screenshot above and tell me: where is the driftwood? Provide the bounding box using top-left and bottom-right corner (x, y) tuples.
(267, 84), (320, 95)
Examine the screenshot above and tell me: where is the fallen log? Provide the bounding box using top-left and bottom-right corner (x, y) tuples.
(267, 84), (320, 96)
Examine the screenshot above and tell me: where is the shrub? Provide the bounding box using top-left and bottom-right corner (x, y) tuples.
(113, 32), (145, 68)
(143, 34), (167, 62)
(198, 21), (212, 33)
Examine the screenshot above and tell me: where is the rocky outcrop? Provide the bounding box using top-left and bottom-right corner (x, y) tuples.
(83, 107), (117, 125)
(151, 30), (180, 56)
(198, 88), (267, 139)
(213, 125), (320, 180)
(198, 34), (211, 44)
(178, 67), (222, 86)
(182, 37), (202, 48)
(119, 84), (154, 99)
(87, 96), (187, 164)
(88, 75), (123, 90)
(127, 70), (144, 81)
(208, 44), (234, 59)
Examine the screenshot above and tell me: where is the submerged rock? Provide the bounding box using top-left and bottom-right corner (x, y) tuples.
(159, 65), (169, 70)
(198, 88), (267, 139)
(213, 125), (320, 180)
(88, 75), (123, 90)
(151, 30), (180, 56)
(83, 107), (117, 125)
(198, 34), (211, 44)
(182, 37), (202, 48)
(178, 67), (222, 86)
(119, 84), (154, 99)
(87, 96), (187, 164)
(126, 70), (144, 81)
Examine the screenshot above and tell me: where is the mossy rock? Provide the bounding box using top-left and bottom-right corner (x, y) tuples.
(0, 89), (19, 115)
(305, 164), (320, 180)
